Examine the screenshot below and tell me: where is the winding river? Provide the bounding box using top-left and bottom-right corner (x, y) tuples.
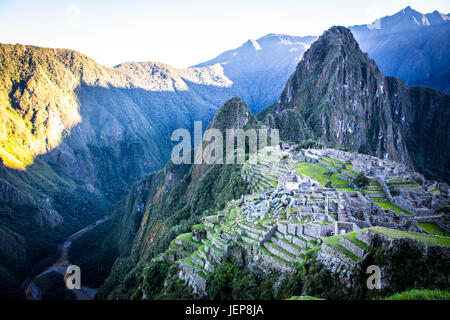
(24, 216), (109, 300)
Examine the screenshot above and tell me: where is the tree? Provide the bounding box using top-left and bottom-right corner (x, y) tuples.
(353, 173), (369, 188)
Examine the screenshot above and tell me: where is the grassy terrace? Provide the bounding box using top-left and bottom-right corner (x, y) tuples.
(278, 236), (304, 252)
(394, 186), (421, 189)
(370, 226), (450, 246)
(323, 156), (345, 166)
(267, 241), (297, 259)
(418, 222), (449, 237)
(373, 200), (411, 215)
(336, 186), (357, 192)
(322, 235), (361, 262)
(322, 156), (357, 175)
(260, 244), (292, 265)
(343, 232), (371, 251)
(364, 189), (384, 194)
(184, 257), (198, 269)
(295, 162), (348, 187)
(176, 232), (203, 246)
(237, 238), (254, 247)
(291, 234), (308, 243)
(197, 270), (207, 279)
(192, 223), (205, 232)
(211, 243), (226, 254)
(170, 239), (183, 248)
(381, 289), (450, 300)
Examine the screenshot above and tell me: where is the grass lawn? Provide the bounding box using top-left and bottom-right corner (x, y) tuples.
(381, 289), (450, 300)
(337, 186), (357, 192)
(343, 232), (371, 251)
(323, 156), (345, 166)
(295, 162), (348, 187)
(395, 186), (421, 189)
(176, 232), (193, 241)
(370, 226), (450, 246)
(322, 156), (357, 175)
(323, 235), (361, 261)
(418, 222), (449, 237)
(176, 232), (202, 245)
(374, 201), (411, 215)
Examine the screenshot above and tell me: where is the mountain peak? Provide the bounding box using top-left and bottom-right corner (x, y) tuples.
(350, 6), (448, 33)
(323, 25), (355, 39)
(402, 5), (413, 12)
(208, 97), (253, 131)
(269, 25), (409, 162)
(310, 26), (361, 55)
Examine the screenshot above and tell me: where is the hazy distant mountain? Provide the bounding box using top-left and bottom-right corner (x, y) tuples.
(350, 6), (450, 92)
(194, 34), (317, 113)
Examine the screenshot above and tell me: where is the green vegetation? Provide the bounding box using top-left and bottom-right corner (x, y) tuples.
(0, 44), (84, 170)
(373, 201), (411, 215)
(381, 289), (450, 300)
(295, 139), (324, 150)
(336, 186), (357, 192)
(371, 227), (450, 246)
(34, 271), (76, 300)
(418, 222), (448, 237)
(295, 162), (347, 187)
(353, 173), (369, 188)
(343, 232), (371, 251)
(287, 295), (324, 300)
(322, 235), (361, 262)
(69, 220), (118, 288)
(207, 261), (274, 300)
(436, 206), (450, 214)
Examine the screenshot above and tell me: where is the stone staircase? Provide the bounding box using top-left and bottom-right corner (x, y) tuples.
(338, 203), (349, 222)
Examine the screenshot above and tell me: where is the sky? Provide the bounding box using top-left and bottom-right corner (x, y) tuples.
(0, 0), (449, 69)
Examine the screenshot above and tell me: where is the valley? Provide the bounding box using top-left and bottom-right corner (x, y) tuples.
(24, 216), (108, 300)
(0, 5), (448, 300)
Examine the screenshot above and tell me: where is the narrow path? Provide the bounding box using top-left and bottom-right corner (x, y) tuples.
(24, 216), (109, 300)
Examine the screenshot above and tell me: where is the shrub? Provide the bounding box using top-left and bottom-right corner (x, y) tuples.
(353, 173), (369, 188)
